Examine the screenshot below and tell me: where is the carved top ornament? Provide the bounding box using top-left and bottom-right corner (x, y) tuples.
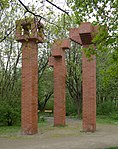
(15, 18), (44, 43)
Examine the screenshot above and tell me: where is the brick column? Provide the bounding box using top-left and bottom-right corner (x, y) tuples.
(69, 22), (98, 132)
(78, 23), (97, 132)
(15, 18), (44, 135)
(82, 46), (96, 132)
(21, 41), (38, 134)
(49, 39), (70, 126)
(54, 55), (66, 126)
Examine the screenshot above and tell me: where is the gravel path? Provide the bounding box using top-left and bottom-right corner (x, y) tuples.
(0, 117), (118, 149)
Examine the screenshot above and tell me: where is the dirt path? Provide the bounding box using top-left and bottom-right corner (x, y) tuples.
(0, 117), (118, 149)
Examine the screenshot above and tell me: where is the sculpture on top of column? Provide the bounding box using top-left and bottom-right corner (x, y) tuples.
(15, 18), (44, 135)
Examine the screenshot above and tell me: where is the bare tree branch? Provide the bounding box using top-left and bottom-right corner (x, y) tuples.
(0, 27), (15, 42)
(38, 60), (48, 80)
(17, 0), (60, 27)
(45, 0), (69, 16)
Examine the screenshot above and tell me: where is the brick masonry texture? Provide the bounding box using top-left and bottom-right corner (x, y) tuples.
(82, 45), (96, 132)
(15, 18), (44, 135)
(49, 39), (70, 126)
(69, 22), (97, 132)
(21, 41), (38, 134)
(53, 55), (66, 126)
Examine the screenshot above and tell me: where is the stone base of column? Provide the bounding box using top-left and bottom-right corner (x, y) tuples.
(82, 123), (96, 132)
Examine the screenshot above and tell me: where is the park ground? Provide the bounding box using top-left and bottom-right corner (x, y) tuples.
(0, 117), (118, 149)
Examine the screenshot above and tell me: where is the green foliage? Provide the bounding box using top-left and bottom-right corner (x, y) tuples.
(97, 99), (118, 123)
(111, 113), (118, 121)
(0, 41), (21, 126)
(105, 147), (118, 149)
(97, 101), (117, 116)
(66, 93), (78, 116)
(97, 115), (118, 125)
(0, 0), (117, 127)
(39, 115), (46, 122)
(45, 98), (54, 110)
(0, 0), (9, 9)
(0, 98), (21, 126)
(83, 45), (97, 59)
(38, 120), (48, 128)
(38, 68), (53, 111)
(0, 75), (21, 126)
(66, 43), (82, 116)
(0, 121), (47, 136)
(96, 50), (118, 112)
(0, 125), (20, 136)
(67, 0), (118, 64)
(0, 46), (21, 126)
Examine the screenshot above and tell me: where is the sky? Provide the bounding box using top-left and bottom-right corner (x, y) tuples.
(21, 0), (69, 14)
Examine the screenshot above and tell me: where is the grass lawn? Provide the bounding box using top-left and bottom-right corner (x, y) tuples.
(0, 121), (47, 136)
(105, 147), (118, 149)
(0, 115), (117, 136)
(97, 115), (118, 125)
(0, 125), (20, 136)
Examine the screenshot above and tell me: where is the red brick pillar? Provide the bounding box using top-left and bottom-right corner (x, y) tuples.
(69, 22), (98, 132)
(21, 41), (38, 134)
(54, 55), (66, 126)
(82, 46), (96, 132)
(15, 18), (44, 134)
(49, 39), (70, 126)
(79, 23), (97, 132)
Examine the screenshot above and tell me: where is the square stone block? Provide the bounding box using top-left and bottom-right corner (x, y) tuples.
(79, 22), (93, 34)
(69, 28), (82, 44)
(61, 39), (70, 49)
(52, 39), (70, 50)
(79, 22), (94, 45)
(16, 18), (44, 43)
(52, 48), (63, 57)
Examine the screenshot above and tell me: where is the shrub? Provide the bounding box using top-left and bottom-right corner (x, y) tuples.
(66, 96), (78, 116)
(0, 96), (21, 126)
(97, 101), (117, 116)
